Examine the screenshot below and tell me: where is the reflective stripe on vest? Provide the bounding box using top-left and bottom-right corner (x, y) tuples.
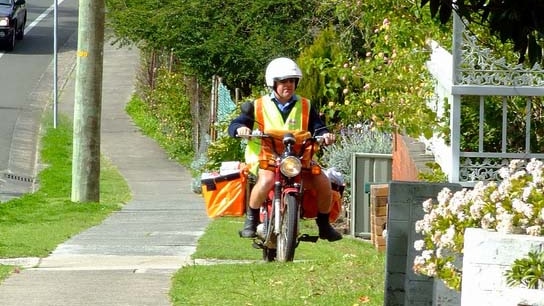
(245, 95), (310, 168)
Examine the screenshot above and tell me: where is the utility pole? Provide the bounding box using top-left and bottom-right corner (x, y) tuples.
(71, 0), (105, 202)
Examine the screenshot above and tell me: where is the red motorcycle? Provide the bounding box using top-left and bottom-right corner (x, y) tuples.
(242, 129), (338, 262)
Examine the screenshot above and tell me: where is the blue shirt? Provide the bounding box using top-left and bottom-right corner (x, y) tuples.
(270, 92), (297, 113)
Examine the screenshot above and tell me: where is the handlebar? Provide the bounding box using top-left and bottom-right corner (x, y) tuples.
(236, 130), (269, 139)
(237, 130), (325, 145)
(237, 130), (324, 159)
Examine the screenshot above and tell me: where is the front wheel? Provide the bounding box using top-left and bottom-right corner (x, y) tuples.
(4, 27), (15, 51)
(263, 248), (276, 262)
(276, 193), (298, 262)
(15, 17), (25, 40)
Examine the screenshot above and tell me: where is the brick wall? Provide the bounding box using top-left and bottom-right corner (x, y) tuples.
(370, 184), (388, 251)
(392, 134), (435, 181)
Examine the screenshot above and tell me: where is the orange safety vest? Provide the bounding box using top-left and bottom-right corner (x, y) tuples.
(245, 95), (310, 171)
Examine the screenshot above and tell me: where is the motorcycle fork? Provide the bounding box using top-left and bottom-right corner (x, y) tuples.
(277, 184), (302, 236)
(273, 166), (282, 234)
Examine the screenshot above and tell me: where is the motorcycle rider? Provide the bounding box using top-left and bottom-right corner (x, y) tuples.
(228, 57), (342, 242)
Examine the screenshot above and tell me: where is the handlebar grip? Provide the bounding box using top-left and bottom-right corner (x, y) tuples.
(315, 136), (325, 145)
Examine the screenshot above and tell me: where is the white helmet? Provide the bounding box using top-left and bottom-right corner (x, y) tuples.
(265, 57), (303, 88)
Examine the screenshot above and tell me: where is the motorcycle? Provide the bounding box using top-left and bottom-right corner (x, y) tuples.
(241, 128), (331, 262)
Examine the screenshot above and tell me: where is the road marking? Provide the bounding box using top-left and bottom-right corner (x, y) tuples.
(0, 0), (66, 58)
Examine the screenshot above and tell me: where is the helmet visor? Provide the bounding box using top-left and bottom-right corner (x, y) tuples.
(276, 78), (298, 84)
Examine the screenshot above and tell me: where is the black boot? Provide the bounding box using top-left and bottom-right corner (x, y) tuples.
(316, 213), (342, 242)
(239, 208), (260, 238)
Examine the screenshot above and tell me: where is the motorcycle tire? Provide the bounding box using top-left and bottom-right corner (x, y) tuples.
(276, 193), (298, 262)
(263, 248), (276, 262)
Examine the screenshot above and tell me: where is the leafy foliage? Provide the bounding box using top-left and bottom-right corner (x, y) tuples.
(417, 162), (448, 183)
(420, 0), (544, 65)
(297, 28), (347, 112)
(199, 118), (246, 173)
(459, 96), (544, 153)
(151, 69), (193, 155)
(189, 114), (247, 193)
(106, 0), (320, 95)
(105, 0), (164, 48)
(204, 136), (245, 173)
(108, 0), (544, 187)
(299, 0), (450, 138)
(505, 250), (544, 289)
(125, 71), (194, 165)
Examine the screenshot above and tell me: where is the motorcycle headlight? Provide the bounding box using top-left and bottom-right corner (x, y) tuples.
(0, 18), (9, 27)
(280, 156), (302, 177)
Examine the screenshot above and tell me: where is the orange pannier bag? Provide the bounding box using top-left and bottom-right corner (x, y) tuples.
(301, 182), (344, 222)
(201, 170), (247, 218)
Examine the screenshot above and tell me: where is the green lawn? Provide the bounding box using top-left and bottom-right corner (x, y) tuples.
(0, 110), (387, 306)
(0, 114), (131, 280)
(171, 217), (386, 306)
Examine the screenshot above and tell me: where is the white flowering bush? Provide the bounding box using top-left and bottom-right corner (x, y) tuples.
(413, 159), (544, 291)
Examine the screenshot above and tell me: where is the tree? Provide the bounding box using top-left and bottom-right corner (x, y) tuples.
(105, 0), (163, 48)
(297, 0), (449, 138)
(420, 0), (544, 65)
(106, 0), (320, 95)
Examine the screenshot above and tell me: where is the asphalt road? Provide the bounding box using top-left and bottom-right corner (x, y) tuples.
(0, 0), (78, 201)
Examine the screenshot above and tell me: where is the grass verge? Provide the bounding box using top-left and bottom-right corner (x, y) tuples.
(170, 217), (386, 306)
(0, 114), (131, 280)
(0, 265), (14, 282)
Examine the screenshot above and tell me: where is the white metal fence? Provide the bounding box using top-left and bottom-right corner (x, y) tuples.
(424, 14), (544, 186)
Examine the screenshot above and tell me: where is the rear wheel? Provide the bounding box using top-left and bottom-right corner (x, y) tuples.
(276, 194), (298, 262)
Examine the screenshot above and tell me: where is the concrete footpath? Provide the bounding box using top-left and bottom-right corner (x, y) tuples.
(0, 36), (210, 305)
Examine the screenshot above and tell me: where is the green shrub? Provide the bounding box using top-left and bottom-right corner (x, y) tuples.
(320, 125), (392, 214)
(151, 69), (194, 161)
(418, 162), (448, 183)
(505, 250), (544, 289)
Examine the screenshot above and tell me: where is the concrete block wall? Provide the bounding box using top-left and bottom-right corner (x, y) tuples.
(385, 181), (462, 306)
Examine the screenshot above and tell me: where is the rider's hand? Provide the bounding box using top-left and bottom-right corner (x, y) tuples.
(236, 126), (252, 137)
(322, 133), (336, 145)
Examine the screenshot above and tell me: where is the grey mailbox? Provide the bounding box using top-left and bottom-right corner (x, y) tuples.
(350, 153), (392, 238)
